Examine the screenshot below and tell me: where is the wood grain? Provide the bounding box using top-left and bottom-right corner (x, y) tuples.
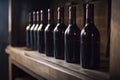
(6, 46), (109, 80)
(110, 0), (120, 79)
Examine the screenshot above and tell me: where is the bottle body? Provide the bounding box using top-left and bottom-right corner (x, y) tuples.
(44, 9), (54, 56)
(26, 24), (31, 48)
(30, 24), (36, 50)
(54, 23), (66, 59)
(34, 11), (40, 50)
(37, 10), (45, 53)
(54, 7), (66, 59)
(30, 12), (36, 50)
(65, 6), (80, 63)
(45, 25), (54, 56)
(80, 4), (100, 69)
(38, 24), (45, 53)
(65, 24), (80, 63)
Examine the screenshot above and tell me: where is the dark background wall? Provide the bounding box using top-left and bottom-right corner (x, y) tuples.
(50, 0), (109, 57)
(10, 0), (50, 46)
(0, 0), (9, 80)
(10, 0), (109, 57)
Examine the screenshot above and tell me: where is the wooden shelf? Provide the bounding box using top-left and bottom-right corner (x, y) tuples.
(5, 46), (109, 80)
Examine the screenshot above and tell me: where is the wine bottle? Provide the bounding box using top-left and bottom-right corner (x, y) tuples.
(37, 10), (45, 53)
(34, 11), (40, 50)
(30, 11), (36, 50)
(53, 7), (66, 59)
(26, 12), (32, 48)
(65, 6), (80, 63)
(44, 9), (55, 56)
(80, 4), (100, 69)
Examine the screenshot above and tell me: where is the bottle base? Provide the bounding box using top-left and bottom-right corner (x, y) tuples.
(55, 56), (64, 60)
(46, 54), (54, 57)
(81, 65), (100, 70)
(38, 50), (45, 54)
(66, 60), (80, 64)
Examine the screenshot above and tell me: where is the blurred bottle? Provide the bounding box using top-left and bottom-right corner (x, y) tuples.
(26, 12), (33, 48)
(44, 9), (55, 57)
(64, 6), (80, 63)
(53, 7), (66, 59)
(37, 10), (45, 53)
(30, 11), (36, 50)
(80, 4), (100, 69)
(34, 11), (40, 50)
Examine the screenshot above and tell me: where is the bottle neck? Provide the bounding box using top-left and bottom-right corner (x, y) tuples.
(69, 6), (76, 24)
(86, 4), (94, 24)
(48, 9), (54, 24)
(33, 12), (36, 24)
(40, 10), (43, 24)
(58, 7), (64, 24)
(36, 11), (40, 24)
(28, 13), (32, 24)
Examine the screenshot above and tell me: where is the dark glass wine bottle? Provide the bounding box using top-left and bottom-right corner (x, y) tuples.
(37, 10), (45, 53)
(53, 7), (66, 59)
(80, 4), (100, 69)
(26, 12), (32, 48)
(34, 11), (40, 50)
(44, 9), (55, 56)
(64, 6), (80, 63)
(30, 11), (36, 50)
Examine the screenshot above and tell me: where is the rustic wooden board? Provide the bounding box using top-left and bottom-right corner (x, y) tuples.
(6, 46), (109, 80)
(110, 0), (120, 79)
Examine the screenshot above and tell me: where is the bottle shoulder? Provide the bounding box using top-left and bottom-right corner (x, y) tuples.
(34, 24), (39, 30)
(38, 24), (45, 31)
(82, 23), (99, 31)
(81, 23), (100, 39)
(26, 24), (31, 30)
(65, 26), (80, 39)
(45, 23), (55, 31)
(65, 24), (80, 34)
(30, 24), (36, 30)
(54, 23), (66, 32)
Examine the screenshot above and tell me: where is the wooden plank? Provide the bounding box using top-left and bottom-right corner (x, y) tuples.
(110, 0), (120, 79)
(9, 56), (12, 80)
(24, 52), (109, 80)
(6, 46), (109, 80)
(11, 59), (46, 80)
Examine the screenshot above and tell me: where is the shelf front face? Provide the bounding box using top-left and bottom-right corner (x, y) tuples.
(5, 46), (109, 80)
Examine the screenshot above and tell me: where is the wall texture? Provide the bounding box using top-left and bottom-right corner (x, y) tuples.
(9, 0), (109, 57)
(50, 0), (109, 57)
(0, 0), (9, 80)
(10, 0), (50, 46)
